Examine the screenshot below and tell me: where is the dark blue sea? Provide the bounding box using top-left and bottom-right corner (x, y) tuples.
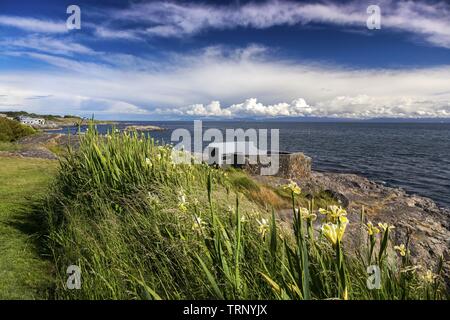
(58, 121), (450, 208)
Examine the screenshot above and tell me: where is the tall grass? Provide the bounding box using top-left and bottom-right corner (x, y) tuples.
(44, 125), (447, 299)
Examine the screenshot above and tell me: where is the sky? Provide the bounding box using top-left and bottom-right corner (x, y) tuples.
(1, 0), (450, 120)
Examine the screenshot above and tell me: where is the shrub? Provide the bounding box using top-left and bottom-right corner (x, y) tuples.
(0, 117), (36, 142)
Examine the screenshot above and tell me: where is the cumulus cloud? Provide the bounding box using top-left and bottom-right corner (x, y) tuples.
(158, 98), (314, 118)
(156, 96), (450, 119)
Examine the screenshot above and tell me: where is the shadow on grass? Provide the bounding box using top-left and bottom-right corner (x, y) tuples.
(3, 196), (56, 298)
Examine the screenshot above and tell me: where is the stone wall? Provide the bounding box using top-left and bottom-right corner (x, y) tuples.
(243, 152), (311, 179)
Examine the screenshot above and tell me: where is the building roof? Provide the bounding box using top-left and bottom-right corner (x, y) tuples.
(207, 141), (266, 155)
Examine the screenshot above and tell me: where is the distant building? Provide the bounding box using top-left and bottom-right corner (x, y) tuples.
(18, 116), (45, 126)
(0, 113), (14, 120)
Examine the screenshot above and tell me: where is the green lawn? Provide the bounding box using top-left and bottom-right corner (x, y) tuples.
(0, 156), (57, 299)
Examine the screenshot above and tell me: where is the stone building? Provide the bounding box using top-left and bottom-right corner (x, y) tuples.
(205, 141), (311, 179)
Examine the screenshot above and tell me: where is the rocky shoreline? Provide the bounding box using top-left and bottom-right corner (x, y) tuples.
(124, 124), (166, 131)
(256, 170), (450, 286)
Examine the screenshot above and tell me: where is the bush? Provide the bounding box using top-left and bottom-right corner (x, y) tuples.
(0, 117), (36, 142)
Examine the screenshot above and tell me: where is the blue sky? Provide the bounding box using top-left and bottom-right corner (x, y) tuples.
(1, 0), (450, 120)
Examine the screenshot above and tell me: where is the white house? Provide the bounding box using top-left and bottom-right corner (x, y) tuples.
(18, 116), (45, 126)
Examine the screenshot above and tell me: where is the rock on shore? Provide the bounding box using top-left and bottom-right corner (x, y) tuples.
(124, 125), (166, 131)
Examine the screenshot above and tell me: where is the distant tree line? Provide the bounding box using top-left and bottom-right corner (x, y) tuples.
(1, 111), (81, 121)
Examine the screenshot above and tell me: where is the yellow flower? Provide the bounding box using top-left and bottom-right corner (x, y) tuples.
(319, 205), (347, 223)
(378, 222), (395, 232)
(321, 216), (348, 246)
(283, 180), (301, 195)
(257, 218), (269, 238)
(192, 215), (206, 233)
(343, 287), (348, 300)
(178, 203), (188, 213)
(299, 207), (317, 221)
(394, 244), (407, 257)
(366, 222), (380, 236)
(145, 157), (152, 166)
(422, 270), (437, 283)
(147, 192), (160, 205)
(178, 190), (187, 204)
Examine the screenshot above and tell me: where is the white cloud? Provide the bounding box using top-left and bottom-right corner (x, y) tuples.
(0, 15), (66, 33)
(110, 0), (450, 48)
(0, 36), (95, 56)
(0, 87), (148, 116)
(2, 1), (450, 49)
(158, 98), (314, 118)
(91, 25), (140, 40)
(156, 96), (450, 119)
(1, 45), (450, 119)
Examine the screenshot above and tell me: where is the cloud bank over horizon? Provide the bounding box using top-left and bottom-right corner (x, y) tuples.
(156, 96), (450, 119)
(2, 44), (450, 119)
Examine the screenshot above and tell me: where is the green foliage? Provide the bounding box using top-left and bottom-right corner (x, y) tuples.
(0, 117), (36, 142)
(0, 141), (22, 152)
(228, 171), (260, 192)
(1, 111), (81, 121)
(43, 124), (447, 300)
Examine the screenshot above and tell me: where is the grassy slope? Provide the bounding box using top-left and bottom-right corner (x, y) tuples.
(0, 157), (56, 299)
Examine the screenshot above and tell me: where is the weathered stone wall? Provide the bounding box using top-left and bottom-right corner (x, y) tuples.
(243, 152), (311, 179)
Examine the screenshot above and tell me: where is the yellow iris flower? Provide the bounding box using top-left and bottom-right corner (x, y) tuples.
(366, 222), (380, 236)
(378, 222), (395, 232)
(192, 215), (206, 233)
(422, 270), (437, 283)
(257, 218), (270, 238)
(283, 180), (301, 195)
(394, 244), (407, 257)
(319, 205), (347, 223)
(299, 207), (317, 221)
(321, 216), (348, 246)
